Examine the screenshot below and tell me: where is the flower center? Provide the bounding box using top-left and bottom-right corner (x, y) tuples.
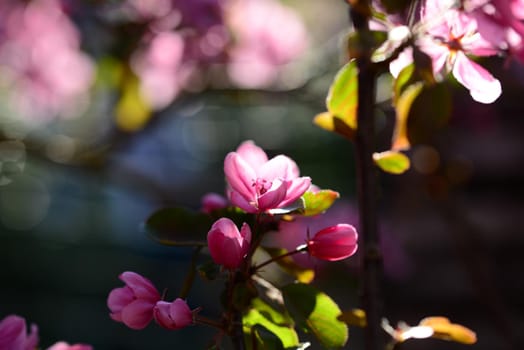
(253, 178), (270, 196)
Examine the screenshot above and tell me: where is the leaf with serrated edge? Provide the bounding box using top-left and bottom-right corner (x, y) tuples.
(283, 283), (348, 349)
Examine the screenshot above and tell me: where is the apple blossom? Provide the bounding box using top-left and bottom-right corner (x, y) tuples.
(224, 140), (311, 213)
(388, 0), (502, 103)
(107, 271), (161, 330)
(307, 224), (358, 261)
(153, 298), (194, 330)
(207, 217), (251, 269)
(0, 315), (39, 350)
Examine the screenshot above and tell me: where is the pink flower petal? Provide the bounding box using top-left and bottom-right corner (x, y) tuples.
(258, 155), (295, 180)
(258, 179), (287, 211)
(278, 176), (311, 208)
(168, 299), (193, 328)
(228, 190), (257, 213)
(107, 286), (135, 313)
(119, 272), (160, 301)
(452, 51), (501, 103)
(235, 140), (268, 172)
(121, 299), (156, 330)
(224, 153), (257, 200)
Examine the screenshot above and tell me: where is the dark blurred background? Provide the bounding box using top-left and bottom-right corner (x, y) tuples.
(0, 1), (523, 349)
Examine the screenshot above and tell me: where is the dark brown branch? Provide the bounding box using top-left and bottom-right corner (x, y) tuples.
(348, 1), (385, 350)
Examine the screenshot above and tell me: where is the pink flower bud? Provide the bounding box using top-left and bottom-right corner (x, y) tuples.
(47, 342), (92, 350)
(201, 192), (228, 214)
(107, 271), (161, 330)
(307, 224), (358, 261)
(0, 315), (39, 350)
(207, 218), (251, 269)
(153, 298), (194, 330)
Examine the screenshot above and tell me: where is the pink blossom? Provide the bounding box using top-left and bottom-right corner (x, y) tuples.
(46, 342), (92, 350)
(390, 0), (501, 103)
(0, 315), (39, 350)
(107, 271), (161, 330)
(153, 298), (194, 330)
(307, 224), (358, 261)
(226, 0), (308, 88)
(201, 192), (228, 214)
(224, 141), (311, 213)
(207, 217), (251, 269)
(0, 0), (94, 122)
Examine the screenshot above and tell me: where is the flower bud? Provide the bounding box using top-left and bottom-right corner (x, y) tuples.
(107, 271), (161, 330)
(0, 315), (38, 350)
(201, 192), (228, 214)
(153, 298), (194, 330)
(307, 224), (358, 261)
(207, 218), (251, 269)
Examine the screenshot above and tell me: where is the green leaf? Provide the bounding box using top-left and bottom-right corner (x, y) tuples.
(143, 207), (212, 246)
(301, 190), (340, 216)
(243, 298), (300, 349)
(314, 61), (358, 139)
(373, 150), (410, 174)
(262, 247), (315, 284)
(282, 283), (348, 349)
(392, 81), (424, 150)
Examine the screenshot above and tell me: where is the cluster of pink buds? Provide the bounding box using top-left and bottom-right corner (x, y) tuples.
(107, 271), (195, 331)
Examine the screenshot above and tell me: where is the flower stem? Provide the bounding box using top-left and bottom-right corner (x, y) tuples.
(252, 245), (308, 272)
(194, 314), (225, 330)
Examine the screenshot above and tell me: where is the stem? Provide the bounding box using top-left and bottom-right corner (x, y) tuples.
(227, 271), (246, 350)
(252, 245), (308, 272)
(195, 315), (226, 330)
(347, 1), (385, 350)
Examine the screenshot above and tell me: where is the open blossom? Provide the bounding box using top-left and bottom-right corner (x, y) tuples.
(307, 224), (358, 261)
(224, 140), (311, 213)
(0, 315), (39, 350)
(389, 0), (501, 103)
(107, 271), (161, 330)
(153, 298), (194, 330)
(207, 217), (251, 269)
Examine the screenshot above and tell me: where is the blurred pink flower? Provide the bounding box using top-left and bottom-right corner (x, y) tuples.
(207, 217), (251, 269)
(46, 342), (92, 350)
(131, 31), (191, 109)
(0, 315), (39, 350)
(107, 271), (161, 330)
(307, 224), (358, 261)
(153, 298), (194, 330)
(201, 192), (228, 214)
(226, 0), (308, 88)
(0, 0), (94, 122)
(224, 140), (311, 213)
